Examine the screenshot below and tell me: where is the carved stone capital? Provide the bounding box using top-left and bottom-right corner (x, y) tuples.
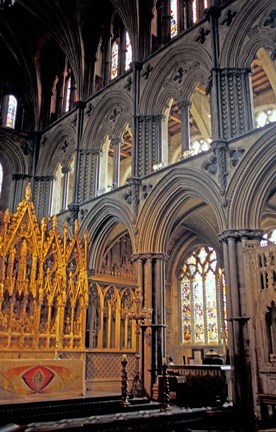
(178, 100), (192, 110)
(110, 137), (124, 148)
(218, 229), (264, 243)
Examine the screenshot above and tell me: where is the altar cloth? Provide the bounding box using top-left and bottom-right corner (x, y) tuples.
(0, 359), (85, 402)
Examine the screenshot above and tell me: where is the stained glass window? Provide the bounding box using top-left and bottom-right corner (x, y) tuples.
(180, 246), (226, 345)
(6, 95), (17, 129)
(125, 31), (132, 70)
(111, 40), (119, 80)
(192, 0), (197, 23)
(170, 0), (178, 38)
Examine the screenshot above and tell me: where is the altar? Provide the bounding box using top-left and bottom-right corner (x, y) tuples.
(0, 359), (85, 402)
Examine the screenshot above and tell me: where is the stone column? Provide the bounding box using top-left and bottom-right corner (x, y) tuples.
(219, 229), (263, 425)
(133, 252), (168, 395)
(91, 149), (101, 197)
(11, 174), (31, 212)
(70, 100), (86, 223)
(61, 167), (70, 210)
(56, 72), (65, 118)
(33, 175), (55, 219)
(134, 114), (165, 177)
(131, 62), (142, 178)
(111, 138), (123, 189)
(219, 68), (254, 139)
(162, 0), (171, 44)
(102, 32), (112, 87)
(206, 5), (222, 141)
(178, 100), (192, 157)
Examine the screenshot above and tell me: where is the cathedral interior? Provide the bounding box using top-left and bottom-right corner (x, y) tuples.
(0, 0), (276, 430)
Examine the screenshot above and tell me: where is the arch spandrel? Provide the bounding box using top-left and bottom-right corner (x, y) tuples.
(36, 124), (76, 176)
(139, 44), (211, 115)
(0, 134), (29, 175)
(226, 125), (276, 230)
(220, 0), (275, 68)
(80, 197), (135, 270)
(136, 167), (225, 253)
(82, 91), (132, 150)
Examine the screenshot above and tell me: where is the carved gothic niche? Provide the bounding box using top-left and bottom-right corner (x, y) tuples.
(265, 301), (276, 362)
(99, 233), (135, 280)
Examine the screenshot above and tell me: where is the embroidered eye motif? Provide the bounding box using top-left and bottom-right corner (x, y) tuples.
(22, 366), (55, 392)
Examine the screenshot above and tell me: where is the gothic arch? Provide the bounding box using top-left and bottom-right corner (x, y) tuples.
(0, 135), (29, 210)
(227, 125), (276, 229)
(137, 167), (225, 252)
(220, 0), (275, 68)
(140, 44), (211, 114)
(82, 91), (132, 150)
(0, 134), (28, 175)
(80, 197), (135, 269)
(36, 125), (76, 175)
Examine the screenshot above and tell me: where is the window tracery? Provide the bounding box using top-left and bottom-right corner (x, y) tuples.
(180, 246), (226, 346)
(255, 108), (276, 128)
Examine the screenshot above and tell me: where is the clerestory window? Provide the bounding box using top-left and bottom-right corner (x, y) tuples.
(5, 95), (17, 129)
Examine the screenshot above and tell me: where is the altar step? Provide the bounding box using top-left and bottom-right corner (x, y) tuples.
(0, 395), (162, 427)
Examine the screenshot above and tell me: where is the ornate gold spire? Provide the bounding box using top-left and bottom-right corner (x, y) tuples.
(25, 182), (32, 201)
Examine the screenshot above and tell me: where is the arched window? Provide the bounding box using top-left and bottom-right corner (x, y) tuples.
(6, 95), (17, 129)
(192, 0), (209, 24)
(65, 75), (71, 113)
(111, 40), (119, 80)
(51, 155), (75, 215)
(170, 0), (178, 38)
(180, 246), (226, 346)
(125, 31), (132, 71)
(0, 163), (3, 197)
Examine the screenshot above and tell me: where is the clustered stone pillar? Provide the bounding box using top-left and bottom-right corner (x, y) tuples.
(178, 100), (192, 157)
(33, 175), (55, 220)
(133, 252), (168, 396)
(134, 115), (165, 177)
(219, 229), (263, 425)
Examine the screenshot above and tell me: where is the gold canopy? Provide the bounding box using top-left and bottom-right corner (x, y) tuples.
(0, 183), (89, 351)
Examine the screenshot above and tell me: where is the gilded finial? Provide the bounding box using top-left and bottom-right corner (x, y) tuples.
(25, 182), (32, 201)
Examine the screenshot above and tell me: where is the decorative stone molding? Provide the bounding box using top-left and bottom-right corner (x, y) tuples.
(211, 140), (228, 203)
(203, 156), (217, 175)
(85, 103), (94, 117)
(135, 115), (165, 177)
(264, 10), (276, 29)
(221, 9), (237, 27)
(141, 184), (153, 199)
(218, 229), (264, 243)
(194, 27), (210, 44)
(229, 148), (245, 167)
(124, 177), (141, 220)
(124, 76), (132, 91)
(68, 203), (79, 227)
(142, 64), (153, 80)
